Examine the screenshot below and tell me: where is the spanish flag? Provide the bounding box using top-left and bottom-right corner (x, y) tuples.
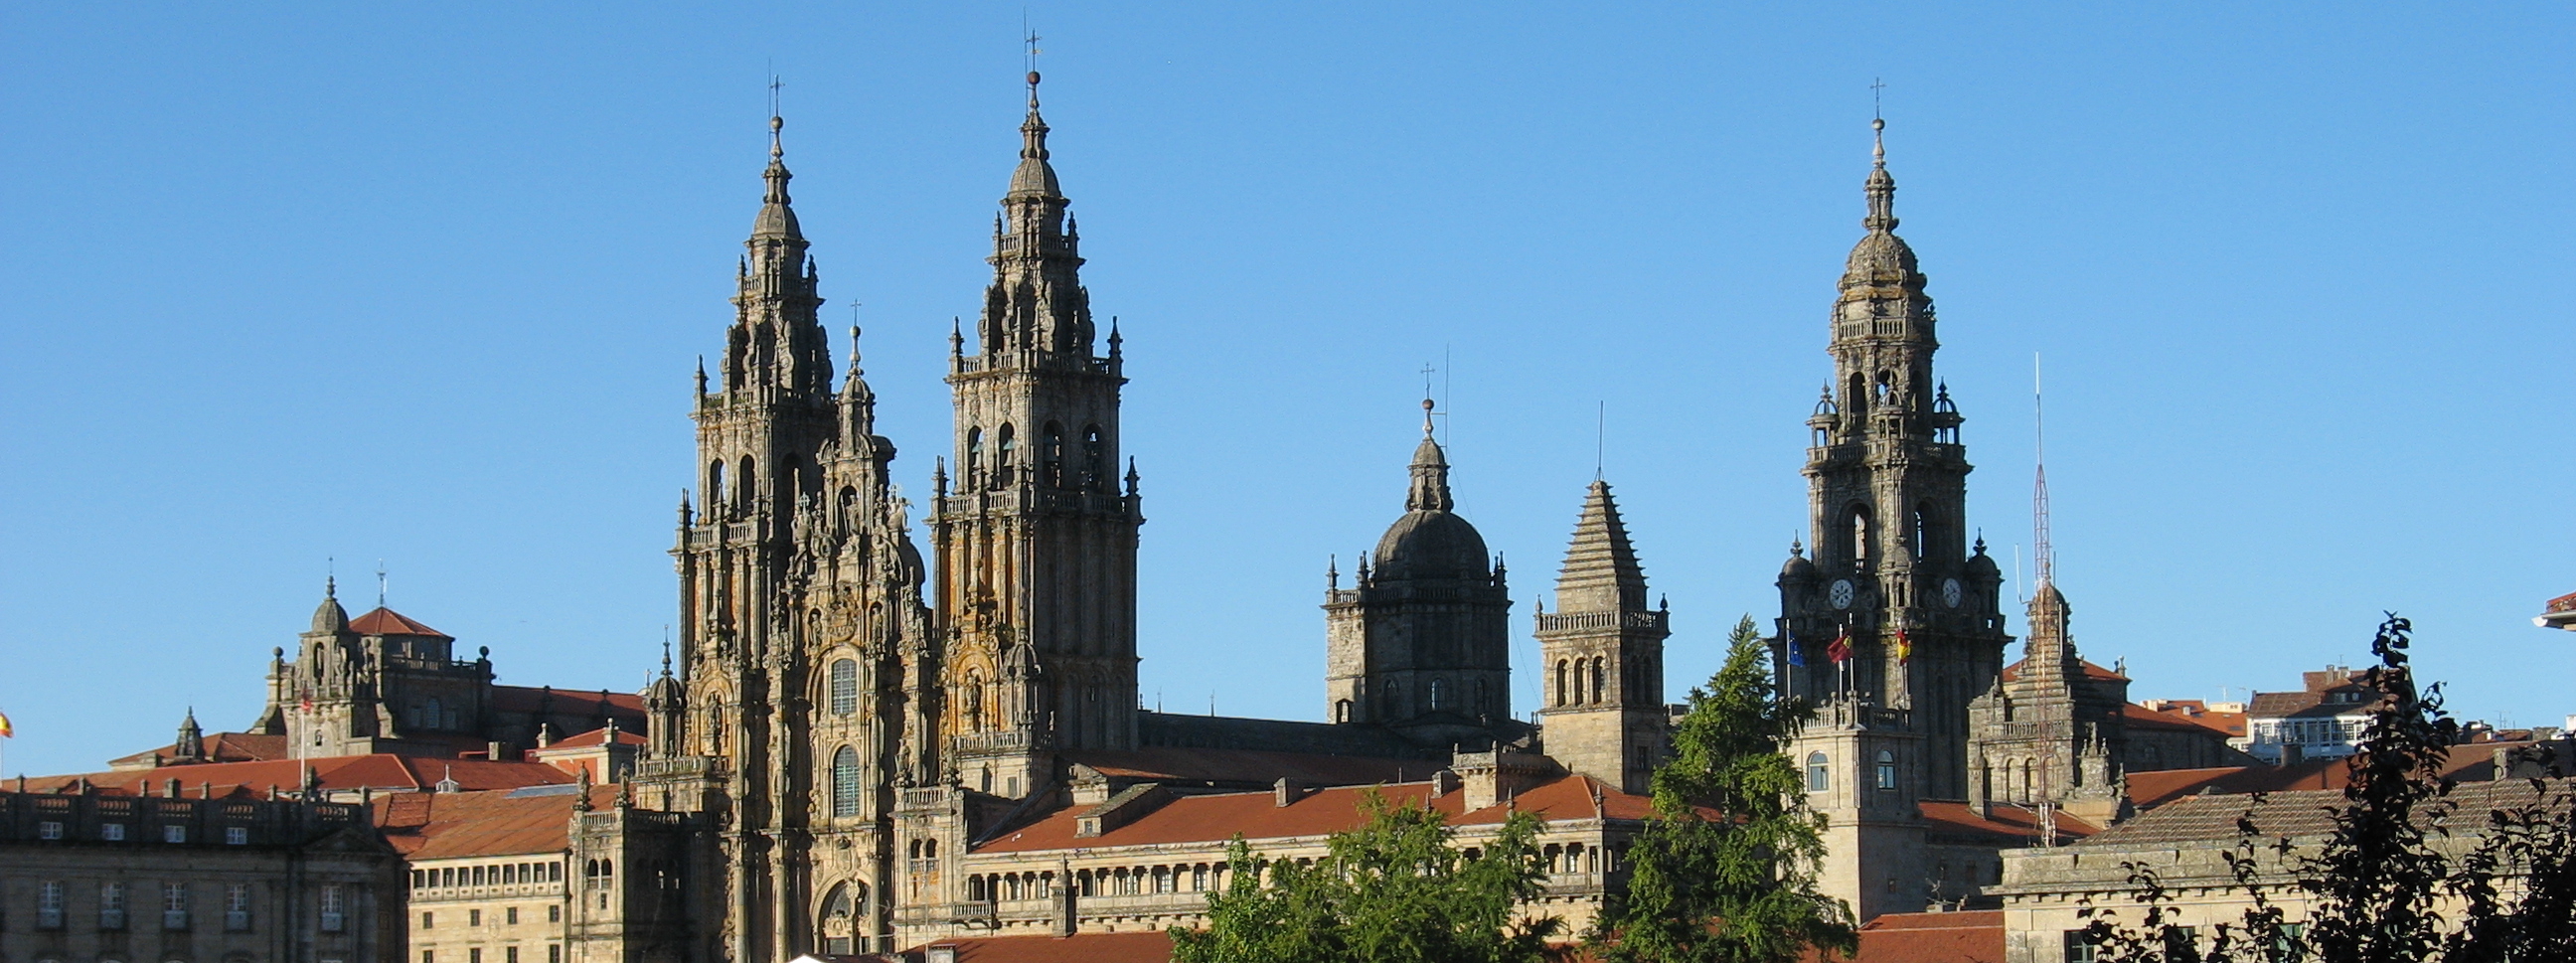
(1895, 630), (1913, 665)
(0, 709), (14, 738)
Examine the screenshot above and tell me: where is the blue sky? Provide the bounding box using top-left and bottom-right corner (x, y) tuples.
(2, 3), (2570, 778)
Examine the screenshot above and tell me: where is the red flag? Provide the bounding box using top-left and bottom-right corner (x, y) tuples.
(1895, 629), (1913, 664)
(1826, 626), (1852, 664)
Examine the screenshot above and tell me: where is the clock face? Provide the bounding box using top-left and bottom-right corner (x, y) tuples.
(1828, 578), (1855, 610)
(1941, 577), (1964, 608)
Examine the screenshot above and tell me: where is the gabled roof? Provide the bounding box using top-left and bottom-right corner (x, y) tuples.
(20, 754), (572, 799)
(912, 930), (1174, 963)
(490, 685), (646, 718)
(111, 731), (291, 767)
(540, 725), (647, 749)
(2123, 762), (2344, 810)
(373, 785), (619, 860)
(1918, 801), (2099, 846)
(2121, 702), (2242, 736)
(2000, 658), (2127, 684)
(1063, 747), (1415, 789)
(1802, 911), (2004, 963)
(348, 606), (448, 638)
(974, 774), (1650, 856)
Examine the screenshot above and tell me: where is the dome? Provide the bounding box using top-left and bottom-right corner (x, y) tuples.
(1373, 510), (1491, 582)
(1781, 551), (1820, 582)
(753, 200), (801, 239)
(1966, 549), (2002, 578)
(1842, 231), (1918, 281)
(310, 581), (349, 634)
(1010, 155), (1059, 199)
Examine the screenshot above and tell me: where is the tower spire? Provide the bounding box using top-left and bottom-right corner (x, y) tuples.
(1405, 398), (1453, 512)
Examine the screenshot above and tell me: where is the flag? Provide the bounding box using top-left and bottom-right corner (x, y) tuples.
(0, 709), (13, 737)
(1826, 626), (1852, 664)
(1895, 630), (1913, 665)
(1786, 632), (1807, 668)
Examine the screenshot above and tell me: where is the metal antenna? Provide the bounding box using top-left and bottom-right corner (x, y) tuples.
(1595, 401), (1606, 481)
(376, 561), (388, 608)
(2033, 352), (2052, 587)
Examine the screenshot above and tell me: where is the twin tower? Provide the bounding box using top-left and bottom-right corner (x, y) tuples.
(637, 72), (2014, 954)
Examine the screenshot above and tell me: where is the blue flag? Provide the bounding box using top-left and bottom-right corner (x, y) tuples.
(1786, 632), (1807, 668)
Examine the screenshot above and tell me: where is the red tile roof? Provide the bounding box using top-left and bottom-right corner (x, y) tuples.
(2000, 658), (2128, 684)
(490, 686), (647, 718)
(111, 731), (292, 767)
(976, 774), (1648, 856)
(1817, 911), (2004, 963)
(2121, 702), (2242, 735)
(20, 754), (572, 798)
(914, 930), (1174, 963)
(373, 786), (616, 860)
(2123, 762), (2344, 809)
(1064, 747), (1418, 788)
(541, 725), (647, 749)
(1918, 801), (2099, 846)
(349, 606), (449, 637)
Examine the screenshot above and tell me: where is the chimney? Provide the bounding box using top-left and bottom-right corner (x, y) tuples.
(1273, 778), (1306, 808)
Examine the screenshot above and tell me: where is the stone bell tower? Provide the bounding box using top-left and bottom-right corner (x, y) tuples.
(930, 71), (1145, 802)
(1532, 480), (1670, 795)
(1773, 119), (2012, 920)
(657, 111), (936, 962)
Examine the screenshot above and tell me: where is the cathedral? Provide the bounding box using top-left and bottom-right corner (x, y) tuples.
(31, 72), (2254, 963)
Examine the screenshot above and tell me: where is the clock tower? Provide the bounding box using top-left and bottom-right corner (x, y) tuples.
(1773, 120), (2011, 915)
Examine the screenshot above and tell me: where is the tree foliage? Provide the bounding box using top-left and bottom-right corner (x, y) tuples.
(2079, 614), (2576, 963)
(1587, 614), (1856, 963)
(1169, 790), (1561, 963)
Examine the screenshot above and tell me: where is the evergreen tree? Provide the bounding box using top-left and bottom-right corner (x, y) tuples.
(1170, 790), (1560, 963)
(1588, 614), (1856, 963)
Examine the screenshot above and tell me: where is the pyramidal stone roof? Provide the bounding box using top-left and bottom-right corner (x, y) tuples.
(1553, 480), (1647, 613)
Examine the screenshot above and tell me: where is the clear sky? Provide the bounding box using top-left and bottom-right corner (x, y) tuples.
(2, 3), (2569, 778)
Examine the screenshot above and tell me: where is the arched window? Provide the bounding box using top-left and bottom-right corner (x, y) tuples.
(831, 746), (862, 816)
(1849, 505), (1872, 570)
(995, 424), (1016, 486)
(1848, 372), (1868, 419)
(1427, 678), (1446, 712)
(423, 698), (443, 731)
(1554, 660), (1569, 707)
(1335, 700), (1352, 723)
(2021, 759), (2037, 801)
(707, 461), (726, 515)
(737, 456), (757, 512)
(1383, 682), (1404, 718)
(829, 660), (858, 717)
(922, 839), (937, 859)
(1591, 657), (1607, 704)
(1082, 425), (1105, 489)
(1913, 502), (1936, 561)
(1806, 751), (1830, 792)
(1041, 422), (1064, 488)
(819, 885), (856, 956)
(1875, 750), (1897, 791)
(965, 428), (984, 485)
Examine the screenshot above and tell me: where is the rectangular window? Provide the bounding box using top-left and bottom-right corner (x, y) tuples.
(163, 882), (190, 930)
(550, 863), (563, 883)
(508, 947), (521, 963)
(548, 905), (560, 923)
(228, 826), (250, 846)
(163, 824), (188, 844)
(101, 823), (127, 841)
(2271, 922), (2308, 962)
(320, 883), (347, 932)
(423, 911), (435, 929)
(100, 882), (128, 929)
(38, 881), (67, 929)
(549, 945), (562, 963)
(38, 821), (63, 840)
(227, 883), (253, 932)
(472, 948), (484, 963)
(2063, 930), (2097, 963)
(470, 908), (482, 927)
(424, 952), (435, 963)
(2163, 926), (2198, 960)
(507, 906), (519, 925)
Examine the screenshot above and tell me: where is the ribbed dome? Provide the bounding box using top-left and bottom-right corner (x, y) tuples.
(1781, 551), (1820, 581)
(1843, 230), (1918, 280)
(311, 579), (349, 634)
(1373, 510), (1491, 581)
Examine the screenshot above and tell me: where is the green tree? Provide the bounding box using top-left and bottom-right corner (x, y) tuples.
(1588, 614), (1856, 963)
(2077, 614), (2576, 963)
(1170, 789), (1561, 963)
